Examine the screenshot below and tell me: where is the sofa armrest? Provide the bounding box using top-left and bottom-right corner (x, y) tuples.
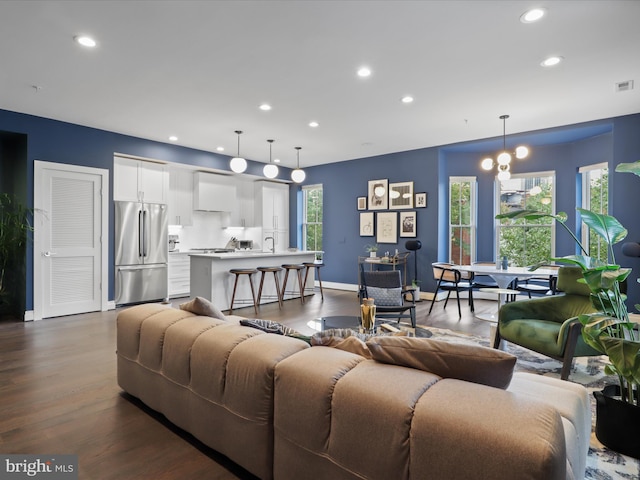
(499, 294), (594, 325)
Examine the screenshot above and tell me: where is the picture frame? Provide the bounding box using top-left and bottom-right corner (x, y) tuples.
(399, 211), (417, 237)
(389, 181), (414, 209)
(357, 196), (367, 210)
(415, 192), (427, 208)
(359, 212), (374, 236)
(368, 179), (388, 210)
(376, 211), (397, 244)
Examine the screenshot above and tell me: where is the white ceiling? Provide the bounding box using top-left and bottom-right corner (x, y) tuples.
(1, 0), (639, 168)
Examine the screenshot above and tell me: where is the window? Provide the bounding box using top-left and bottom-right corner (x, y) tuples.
(496, 172), (555, 267)
(580, 163), (609, 262)
(302, 184), (323, 252)
(449, 177), (476, 265)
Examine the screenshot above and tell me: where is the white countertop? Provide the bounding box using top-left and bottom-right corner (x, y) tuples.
(188, 250), (318, 259)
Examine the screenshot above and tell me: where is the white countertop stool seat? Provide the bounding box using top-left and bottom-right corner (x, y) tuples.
(257, 266), (284, 309)
(282, 264), (305, 305)
(228, 268), (259, 315)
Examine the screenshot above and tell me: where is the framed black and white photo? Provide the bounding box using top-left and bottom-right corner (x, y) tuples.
(389, 181), (414, 209)
(360, 212), (374, 236)
(357, 196), (367, 210)
(376, 211), (397, 244)
(368, 179), (388, 210)
(415, 192), (427, 208)
(400, 211), (417, 237)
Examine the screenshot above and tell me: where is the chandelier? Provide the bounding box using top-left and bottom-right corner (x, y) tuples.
(480, 115), (529, 181)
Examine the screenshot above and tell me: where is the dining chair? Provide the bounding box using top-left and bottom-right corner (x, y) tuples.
(515, 264), (559, 298)
(359, 266), (417, 327)
(428, 262), (474, 317)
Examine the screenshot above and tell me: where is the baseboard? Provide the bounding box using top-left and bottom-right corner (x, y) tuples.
(24, 310), (34, 322)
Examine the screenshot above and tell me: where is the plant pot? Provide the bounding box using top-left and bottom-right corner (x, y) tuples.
(594, 385), (640, 459)
(369, 252), (376, 258)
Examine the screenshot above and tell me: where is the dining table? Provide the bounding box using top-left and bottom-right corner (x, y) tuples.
(452, 264), (559, 322)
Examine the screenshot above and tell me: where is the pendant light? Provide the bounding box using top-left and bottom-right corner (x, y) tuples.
(480, 115), (529, 181)
(291, 146), (306, 183)
(229, 130), (247, 173)
(263, 139), (279, 179)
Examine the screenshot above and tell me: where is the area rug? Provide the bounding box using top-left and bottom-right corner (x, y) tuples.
(427, 327), (640, 480)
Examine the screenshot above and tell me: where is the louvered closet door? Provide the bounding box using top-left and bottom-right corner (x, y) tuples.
(39, 167), (102, 318)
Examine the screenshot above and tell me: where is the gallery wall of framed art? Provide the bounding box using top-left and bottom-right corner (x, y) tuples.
(357, 179), (425, 243)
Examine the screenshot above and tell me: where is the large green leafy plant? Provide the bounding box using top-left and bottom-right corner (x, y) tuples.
(496, 160), (640, 405)
(0, 193), (33, 309)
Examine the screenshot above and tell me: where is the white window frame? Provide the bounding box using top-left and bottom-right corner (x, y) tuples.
(494, 170), (556, 264)
(448, 176), (477, 264)
(302, 184), (322, 252)
(579, 162), (609, 258)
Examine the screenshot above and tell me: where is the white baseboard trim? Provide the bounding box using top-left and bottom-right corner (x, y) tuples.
(107, 301), (116, 311)
(24, 310), (34, 322)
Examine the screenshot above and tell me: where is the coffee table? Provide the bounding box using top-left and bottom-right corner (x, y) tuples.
(309, 315), (432, 337)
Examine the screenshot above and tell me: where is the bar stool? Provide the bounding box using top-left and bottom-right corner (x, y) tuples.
(281, 264), (305, 304)
(302, 262), (325, 300)
(228, 268), (258, 315)
(257, 266), (283, 308)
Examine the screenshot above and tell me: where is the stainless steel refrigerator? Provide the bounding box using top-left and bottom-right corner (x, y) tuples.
(115, 201), (168, 305)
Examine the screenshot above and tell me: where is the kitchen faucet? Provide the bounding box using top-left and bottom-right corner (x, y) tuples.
(264, 236), (275, 253)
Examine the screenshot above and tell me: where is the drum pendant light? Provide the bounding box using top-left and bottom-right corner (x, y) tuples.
(229, 130), (248, 173)
(263, 139), (279, 179)
(291, 146), (306, 183)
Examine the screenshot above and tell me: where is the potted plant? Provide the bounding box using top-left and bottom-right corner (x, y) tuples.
(411, 279), (421, 301)
(365, 244), (379, 258)
(0, 193), (34, 317)
(495, 160), (640, 458)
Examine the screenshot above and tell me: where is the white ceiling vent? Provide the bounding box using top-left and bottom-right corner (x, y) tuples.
(615, 80), (634, 92)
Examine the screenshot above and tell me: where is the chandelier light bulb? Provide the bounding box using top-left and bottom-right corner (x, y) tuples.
(497, 151), (512, 165)
(515, 146), (529, 159)
(481, 158), (494, 170)
(497, 170), (511, 181)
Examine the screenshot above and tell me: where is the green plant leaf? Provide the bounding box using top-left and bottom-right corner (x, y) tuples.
(495, 209), (567, 222)
(601, 336), (640, 385)
(615, 160), (640, 177)
(577, 207), (627, 246)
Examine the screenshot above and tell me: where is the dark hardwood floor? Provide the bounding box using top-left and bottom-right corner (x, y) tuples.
(0, 289), (494, 479)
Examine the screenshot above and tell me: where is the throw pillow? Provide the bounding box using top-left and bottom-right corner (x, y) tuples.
(366, 286), (403, 306)
(179, 296), (226, 320)
(239, 318), (311, 343)
(366, 336), (516, 389)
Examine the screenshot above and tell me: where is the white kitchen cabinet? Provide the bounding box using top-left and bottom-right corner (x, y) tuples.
(193, 172), (237, 212)
(255, 181), (289, 251)
(114, 156), (169, 204)
(168, 252), (190, 298)
(168, 168), (193, 226)
(227, 178), (255, 227)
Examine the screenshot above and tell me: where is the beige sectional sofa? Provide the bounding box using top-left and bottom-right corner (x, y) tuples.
(116, 303), (591, 480)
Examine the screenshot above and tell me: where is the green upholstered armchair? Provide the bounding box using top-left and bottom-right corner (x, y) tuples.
(492, 266), (601, 380)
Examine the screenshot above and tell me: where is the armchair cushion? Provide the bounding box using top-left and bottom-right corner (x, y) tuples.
(367, 286), (403, 306)
(366, 336), (516, 389)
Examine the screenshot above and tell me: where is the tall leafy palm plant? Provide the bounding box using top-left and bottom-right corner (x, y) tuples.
(0, 193), (33, 313)
(496, 160), (640, 406)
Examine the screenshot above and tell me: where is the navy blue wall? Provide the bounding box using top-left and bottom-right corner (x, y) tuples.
(1, 107), (639, 312)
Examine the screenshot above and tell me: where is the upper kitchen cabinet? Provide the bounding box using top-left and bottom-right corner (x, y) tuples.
(114, 156), (169, 204)
(168, 168), (193, 226)
(254, 181), (289, 230)
(226, 178), (255, 227)
(193, 171), (236, 212)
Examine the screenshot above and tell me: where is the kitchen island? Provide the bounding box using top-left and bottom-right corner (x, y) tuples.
(190, 250), (318, 311)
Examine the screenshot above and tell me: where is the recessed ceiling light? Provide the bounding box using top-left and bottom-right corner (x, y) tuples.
(520, 8), (546, 23)
(274, 158), (281, 163)
(541, 56), (563, 67)
(74, 35), (97, 47)
(259, 103), (272, 111)
(216, 146), (225, 152)
(309, 121), (319, 128)
(169, 136), (178, 142)
(401, 96), (414, 104)
(357, 66), (372, 77)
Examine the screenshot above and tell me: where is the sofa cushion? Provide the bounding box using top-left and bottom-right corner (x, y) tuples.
(179, 296), (226, 320)
(366, 336), (516, 389)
